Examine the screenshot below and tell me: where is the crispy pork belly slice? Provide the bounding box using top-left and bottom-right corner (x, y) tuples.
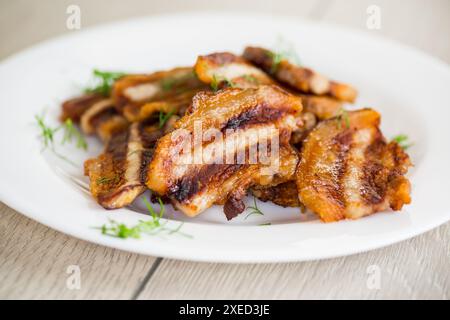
(296, 109), (412, 222)
(243, 47), (358, 103)
(80, 99), (129, 142)
(298, 94), (342, 120)
(124, 89), (198, 122)
(84, 121), (164, 209)
(251, 181), (301, 208)
(194, 52), (342, 122)
(290, 96), (342, 145)
(112, 67), (206, 121)
(60, 93), (104, 123)
(146, 85), (302, 218)
(195, 52), (274, 89)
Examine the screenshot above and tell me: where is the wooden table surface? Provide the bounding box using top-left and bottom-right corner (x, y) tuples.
(1, 0), (449, 300)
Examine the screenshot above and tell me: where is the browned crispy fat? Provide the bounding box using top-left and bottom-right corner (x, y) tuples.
(80, 99), (129, 142)
(298, 94), (342, 120)
(243, 47), (358, 103)
(297, 109), (412, 222)
(60, 93), (104, 123)
(84, 121), (165, 209)
(194, 51), (343, 144)
(195, 52), (274, 89)
(146, 85), (302, 218)
(111, 67), (206, 122)
(251, 181), (301, 208)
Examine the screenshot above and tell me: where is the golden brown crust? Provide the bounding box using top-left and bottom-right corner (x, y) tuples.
(146, 85), (302, 217)
(85, 122), (164, 209)
(296, 109), (412, 222)
(195, 52), (274, 89)
(112, 67), (206, 121)
(243, 47), (358, 103)
(298, 94), (342, 120)
(60, 93), (104, 123)
(251, 181), (301, 208)
(79, 98), (129, 142)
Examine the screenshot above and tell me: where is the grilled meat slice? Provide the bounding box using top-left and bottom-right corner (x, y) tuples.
(289, 96), (343, 145)
(193, 52), (342, 146)
(195, 52), (273, 89)
(60, 93), (104, 123)
(80, 99), (129, 142)
(146, 85), (302, 218)
(251, 181), (301, 208)
(297, 109), (412, 222)
(112, 67), (206, 122)
(84, 121), (165, 209)
(243, 47), (358, 103)
(298, 94), (342, 120)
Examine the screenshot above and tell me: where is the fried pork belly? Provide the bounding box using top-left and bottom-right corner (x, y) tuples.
(195, 52), (273, 88)
(146, 85), (302, 219)
(60, 93), (104, 123)
(80, 99), (129, 142)
(243, 47), (358, 103)
(298, 94), (342, 120)
(251, 181), (301, 208)
(289, 96), (342, 145)
(194, 52), (342, 142)
(112, 67), (206, 122)
(84, 121), (166, 209)
(297, 109), (412, 222)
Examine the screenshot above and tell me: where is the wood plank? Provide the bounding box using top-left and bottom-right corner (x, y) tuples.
(0, 0), (323, 300)
(137, 223), (450, 300)
(0, 203), (156, 299)
(323, 0), (450, 63)
(136, 0), (450, 300)
(1, 0), (449, 300)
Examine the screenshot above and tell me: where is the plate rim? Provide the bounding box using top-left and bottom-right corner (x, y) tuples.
(1, 11), (450, 263)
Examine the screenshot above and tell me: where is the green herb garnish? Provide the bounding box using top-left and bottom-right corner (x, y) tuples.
(158, 110), (175, 128)
(243, 74), (259, 84)
(272, 36), (302, 66)
(97, 197), (192, 239)
(211, 74), (220, 92)
(245, 198), (265, 220)
(62, 118), (87, 150)
(337, 108), (350, 129)
(392, 134), (412, 150)
(210, 74), (236, 91)
(36, 114), (88, 151)
(259, 223), (272, 226)
(96, 176), (119, 185)
(35, 113), (88, 167)
(35, 114), (59, 148)
(267, 51), (285, 74)
(267, 37), (302, 73)
(85, 69), (126, 96)
(224, 78), (237, 88)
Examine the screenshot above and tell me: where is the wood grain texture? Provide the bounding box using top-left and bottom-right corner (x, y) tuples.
(136, 0), (450, 300)
(0, 203), (156, 299)
(138, 223), (450, 300)
(1, 0), (450, 300)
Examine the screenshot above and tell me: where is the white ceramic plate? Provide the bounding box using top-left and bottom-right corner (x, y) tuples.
(1, 13), (449, 263)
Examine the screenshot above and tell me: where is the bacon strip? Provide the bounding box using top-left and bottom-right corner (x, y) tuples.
(112, 67), (207, 122)
(84, 121), (164, 209)
(243, 47), (358, 103)
(146, 85), (302, 218)
(297, 109), (412, 222)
